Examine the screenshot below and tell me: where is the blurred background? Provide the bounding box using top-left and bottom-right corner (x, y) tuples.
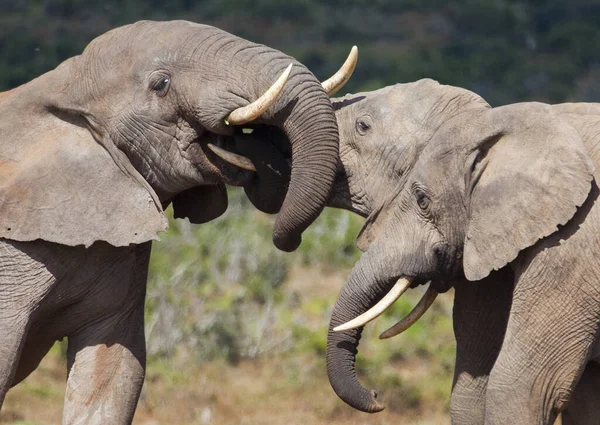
(1, 1), (599, 424)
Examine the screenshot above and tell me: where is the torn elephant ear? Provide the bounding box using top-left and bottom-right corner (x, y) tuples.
(0, 114), (168, 248)
(172, 184), (228, 224)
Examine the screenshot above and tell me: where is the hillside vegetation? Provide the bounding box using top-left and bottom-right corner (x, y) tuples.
(2, 0), (600, 104)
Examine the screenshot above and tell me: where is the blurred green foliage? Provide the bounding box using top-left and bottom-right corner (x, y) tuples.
(146, 189), (363, 364)
(2, 0), (600, 104)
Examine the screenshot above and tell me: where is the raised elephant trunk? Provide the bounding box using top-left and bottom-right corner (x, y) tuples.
(229, 64), (339, 252)
(203, 45), (356, 251)
(202, 36), (341, 252)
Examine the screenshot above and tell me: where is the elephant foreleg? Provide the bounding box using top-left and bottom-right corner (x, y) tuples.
(62, 244), (149, 425)
(63, 300), (146, 425)
(484, 262), (600, 425)
(451, 268), (514, 425)
(0, 317), (30, 406)
(562, 362), (600, 425)
(0, 240), (59, 406)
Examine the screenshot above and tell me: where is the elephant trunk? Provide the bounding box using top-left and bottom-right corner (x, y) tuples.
(224, 54), (339, 252)
(326, 241), (397, 413)
(273, 82), (338, 251)
(206, 37), (339, 252)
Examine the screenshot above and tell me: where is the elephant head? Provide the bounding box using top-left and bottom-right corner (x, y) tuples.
(0, 20), (355, 252)
(325, 84), (595, 412)
(328, 79), (490, 221)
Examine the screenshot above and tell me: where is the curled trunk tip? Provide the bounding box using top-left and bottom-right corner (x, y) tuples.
(273, 230), (301, 252)
(326, 327), (385, 413)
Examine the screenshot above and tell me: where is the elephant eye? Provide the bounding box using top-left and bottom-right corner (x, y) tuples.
(356, 119), (370, 134)
(414, 187), (430, 211)
(151, 76), (171, 97)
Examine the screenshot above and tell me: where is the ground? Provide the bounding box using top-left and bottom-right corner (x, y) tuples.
(1, 265), (454, 425)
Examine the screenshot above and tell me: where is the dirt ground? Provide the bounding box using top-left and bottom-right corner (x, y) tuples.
(1, 349), (449, 425)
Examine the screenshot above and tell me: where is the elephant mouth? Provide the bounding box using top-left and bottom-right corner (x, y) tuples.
(201, 124), (292, 189)
(200, 131), (256, 186)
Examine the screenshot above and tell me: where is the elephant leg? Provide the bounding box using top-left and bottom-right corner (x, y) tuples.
(11, 333), (56, 386)
(484, 266), (600, 425)
(451, 268), (514, 425)
(62, 244), (149, 425)
(562, 362), (600, 425)
(0, 240), (60, 406)
(0, 318), (30, 406)
(63, 317), (146, 425)
(63, 311), (146, 425)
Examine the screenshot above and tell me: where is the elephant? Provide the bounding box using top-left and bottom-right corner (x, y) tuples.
(0, 20), (357, 424)
(319, 79), (600, 425)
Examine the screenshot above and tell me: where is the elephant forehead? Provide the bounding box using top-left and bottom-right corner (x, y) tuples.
(82, 20), (231, 65)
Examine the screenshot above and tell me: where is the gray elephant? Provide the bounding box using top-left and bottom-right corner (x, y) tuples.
(318, 80), (600, 424)
(0, 20), (357, 424)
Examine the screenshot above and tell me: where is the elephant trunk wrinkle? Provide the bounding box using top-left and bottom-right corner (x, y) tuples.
(226, 63), (293, 125)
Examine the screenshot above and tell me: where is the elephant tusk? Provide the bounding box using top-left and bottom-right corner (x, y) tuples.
(321, 46), (358, 96)
(226, 63), (293, 126)
(333, 277), (412, 332)
(207, 143), (256, 172)
(379, 284), (438, 339)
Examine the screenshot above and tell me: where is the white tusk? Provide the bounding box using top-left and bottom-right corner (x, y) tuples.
(207, 143), (256, 172)
(333, 277), (412, 332)
(226, 63), (293, 126)
(379, 284), (438, 339)
(321, 46), (358, 96)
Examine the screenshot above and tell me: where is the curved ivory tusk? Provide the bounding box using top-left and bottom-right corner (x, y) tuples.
(333, 277), (412, 332)
(321, 46), (358, 96)
(226, 63), (293, 126)
(379, 284), (438, 339)
(207, 143), (256, 172)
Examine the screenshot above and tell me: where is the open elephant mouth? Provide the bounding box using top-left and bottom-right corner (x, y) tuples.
(203, 125), (292, 187)
(211, 125), (293, 214)
(198, 130), (259, 186)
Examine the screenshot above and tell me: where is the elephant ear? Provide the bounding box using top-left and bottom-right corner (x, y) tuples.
(463, 103), (595, 281)
(356, 213), (378, 252)
(0, 111), (168, 247)
(356, 198), (396, 252)
(172, 184), (228, 224)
